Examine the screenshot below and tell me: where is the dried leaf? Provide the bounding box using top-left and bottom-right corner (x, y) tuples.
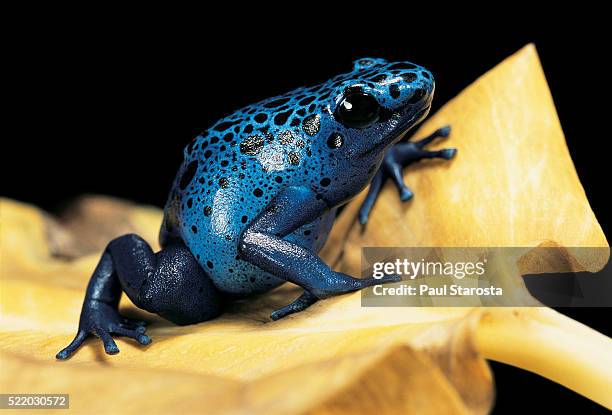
(1, 44), (610, 414)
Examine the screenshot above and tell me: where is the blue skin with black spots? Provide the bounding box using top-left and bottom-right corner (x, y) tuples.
(57, 58), (456, 359)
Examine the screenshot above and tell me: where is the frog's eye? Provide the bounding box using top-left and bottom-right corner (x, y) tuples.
(334, 92), (380, 129)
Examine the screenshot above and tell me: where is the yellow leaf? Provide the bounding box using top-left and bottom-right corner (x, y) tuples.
(1, 44), (610, 414)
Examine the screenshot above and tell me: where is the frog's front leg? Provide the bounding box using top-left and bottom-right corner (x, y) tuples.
(238, 186), (400, 320)
(358, 125), (457, 225)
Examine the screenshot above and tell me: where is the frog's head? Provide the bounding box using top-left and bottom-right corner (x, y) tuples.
(321, 58), (434, 161)
(217, 57), (436, 202)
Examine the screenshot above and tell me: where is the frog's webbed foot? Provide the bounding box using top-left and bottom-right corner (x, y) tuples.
(56, 299), (151, 360)
(358, 125), (457, 225)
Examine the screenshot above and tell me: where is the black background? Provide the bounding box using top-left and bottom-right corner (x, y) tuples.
(5, 14), (610, 413)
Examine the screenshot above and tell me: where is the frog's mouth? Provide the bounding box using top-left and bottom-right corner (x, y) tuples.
(396, 105), (431, 134)
(359, 105), (431, 158)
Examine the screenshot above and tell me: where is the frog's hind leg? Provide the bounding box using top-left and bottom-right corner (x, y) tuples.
(56, 234), (223, 359)
(123, 235), (224, 325)
(358, 125), (457, 225)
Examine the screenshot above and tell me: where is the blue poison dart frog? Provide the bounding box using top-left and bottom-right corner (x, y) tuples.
(57, 58), (457, 359)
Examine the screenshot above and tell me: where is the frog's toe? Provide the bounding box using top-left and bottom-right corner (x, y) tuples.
(412, 124), (452, 148)
(120, 317), (147, 331)
(357, 170), (384, 226)
(358, 209), (370, 225)
(95, 327), (120, 355)
(111, 325), (152, 345)
(122, 316), (146, 326)
(437, 125), (451, 137)
(56, 330), (88, 360)
(440, 148), (457, 160)
(270, 291), (318, 320)
(386, 161), (414, 202)
(399, 187), (414, 202)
